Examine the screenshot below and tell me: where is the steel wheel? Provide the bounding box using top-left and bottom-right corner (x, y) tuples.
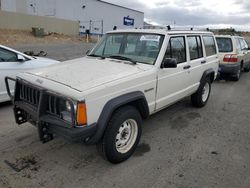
(115, 119), (138, 154)
(202, 82), (210, 102)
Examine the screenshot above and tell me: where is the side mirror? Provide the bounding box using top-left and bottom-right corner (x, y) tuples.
(161, 58), (177, 68)
(17, 54), (25, 62)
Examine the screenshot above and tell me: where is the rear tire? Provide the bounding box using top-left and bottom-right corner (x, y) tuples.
(97, 106), (142, 164)
(191, 77), (211, 108)
(244, 67), (250, 72)
(231, 69), (241, 81)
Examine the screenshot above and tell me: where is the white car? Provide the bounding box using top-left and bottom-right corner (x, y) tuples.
(6, 30), (219, 163)
(0, 45), (59, 102)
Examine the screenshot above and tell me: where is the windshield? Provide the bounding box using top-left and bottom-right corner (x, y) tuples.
(216, 37), (233, 53)
(89, 33), (164, 65)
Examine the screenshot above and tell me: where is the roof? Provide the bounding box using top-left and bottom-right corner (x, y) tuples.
(107, 29), (213, 35)
(97, 0), (144, 14)
(215, 35), (243, 38)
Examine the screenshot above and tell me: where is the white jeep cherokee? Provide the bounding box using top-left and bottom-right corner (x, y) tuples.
(6, 29), (219, 163)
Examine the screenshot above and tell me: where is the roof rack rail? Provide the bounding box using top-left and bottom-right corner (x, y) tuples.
(143, 25), (212, 32)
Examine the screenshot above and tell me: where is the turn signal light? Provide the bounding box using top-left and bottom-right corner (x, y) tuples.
(223, 54), (238, 63)
(76, 103), (87, 125)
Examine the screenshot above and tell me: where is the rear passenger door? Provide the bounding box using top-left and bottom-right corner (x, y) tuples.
(156, 36), (191, 110)
(186, 35), (206, 91)
(187, 35), (218, 93)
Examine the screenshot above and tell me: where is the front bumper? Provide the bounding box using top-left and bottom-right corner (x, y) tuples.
(219, 63), (240, 75)
(7, 78), (97, 143)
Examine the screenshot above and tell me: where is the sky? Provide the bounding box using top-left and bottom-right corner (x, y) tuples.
(106, 0), (250, 31)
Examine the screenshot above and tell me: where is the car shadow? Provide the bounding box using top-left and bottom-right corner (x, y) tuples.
(0, 101), (12, 108)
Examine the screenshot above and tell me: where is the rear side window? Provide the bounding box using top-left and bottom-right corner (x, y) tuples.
(239, 38), (249, 50)
(187, 36), (203, 60)
(216, 37), (233, 53)
(203, 36), (217, 56)
(165, 36), (186, 64)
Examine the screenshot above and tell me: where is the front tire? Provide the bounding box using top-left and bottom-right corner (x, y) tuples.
(97, 106), (142, 164)
(191, 77), (211, 108)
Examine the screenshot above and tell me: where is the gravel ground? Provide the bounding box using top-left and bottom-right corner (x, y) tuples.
(9, 42), (95, 61)
(0, 43), (250, 188)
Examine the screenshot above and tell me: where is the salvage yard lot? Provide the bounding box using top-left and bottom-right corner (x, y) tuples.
(0, 43), (250, 188)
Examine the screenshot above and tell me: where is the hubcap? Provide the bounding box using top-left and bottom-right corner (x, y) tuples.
(202, 83), (210, 102)
(115, 119), (138, 154)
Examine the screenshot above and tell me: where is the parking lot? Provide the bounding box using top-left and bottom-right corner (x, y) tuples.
(0, 42), (250, 188)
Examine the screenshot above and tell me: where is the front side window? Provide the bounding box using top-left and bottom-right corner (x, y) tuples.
(187, 36), (203, 60)
(0, 48), (17, 62)
(89, 33), (164, 65)
(203, 36), (217, 56)
(216, 37), (233, 53)
(165, 36), (186, 64)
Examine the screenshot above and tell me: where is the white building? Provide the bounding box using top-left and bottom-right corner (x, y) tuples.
(0, 0), (144, 34)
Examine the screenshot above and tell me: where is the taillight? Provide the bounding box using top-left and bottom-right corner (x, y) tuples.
(223, 54), (238, 63)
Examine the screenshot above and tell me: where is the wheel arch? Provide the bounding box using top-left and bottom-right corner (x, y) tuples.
(86, 91), (149, 144)
(200, 68), (215, 84)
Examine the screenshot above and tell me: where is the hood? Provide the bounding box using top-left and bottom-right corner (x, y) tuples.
(26, 57), (152, 92)
(30, 56), (60, 65)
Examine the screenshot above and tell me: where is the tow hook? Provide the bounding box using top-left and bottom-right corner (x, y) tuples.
(38, 123), (54, 143)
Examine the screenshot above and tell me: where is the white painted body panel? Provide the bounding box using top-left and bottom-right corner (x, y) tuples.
(15, 30), (219, 126)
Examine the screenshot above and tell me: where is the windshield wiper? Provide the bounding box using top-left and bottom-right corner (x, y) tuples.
(87, 54), (105, 59)
(108, 55), (137, 64)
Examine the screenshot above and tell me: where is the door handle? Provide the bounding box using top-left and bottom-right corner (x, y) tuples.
(183, 65), (191, 70)
(201, 60), (207, 64)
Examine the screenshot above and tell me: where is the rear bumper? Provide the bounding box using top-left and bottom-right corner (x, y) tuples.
(219, 63), (240, 75)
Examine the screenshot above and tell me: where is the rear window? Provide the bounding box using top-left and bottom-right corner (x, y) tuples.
(203, 36), (217, 56)
(216, 37), (233, 53)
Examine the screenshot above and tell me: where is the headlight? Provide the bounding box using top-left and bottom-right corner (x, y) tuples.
(65, 101), (72, 112)
(59, 100), (75, 123)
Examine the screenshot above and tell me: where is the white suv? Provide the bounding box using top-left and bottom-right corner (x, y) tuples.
(6, 29), (219, 163)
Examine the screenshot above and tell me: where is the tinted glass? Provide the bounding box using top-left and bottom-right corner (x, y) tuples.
(187, 36), (203, 60)
(165, 36), (186, 64)
(90, 33), (164, 65)
(216, 37), (233, 52)
(0, 48), (17, 62)
(203, 36), (217, 56)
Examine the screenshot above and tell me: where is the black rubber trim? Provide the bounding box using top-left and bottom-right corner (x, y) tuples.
(47, 123), (97, 142)
(200, 68), (215, 83)
(87, 91), (149, 144)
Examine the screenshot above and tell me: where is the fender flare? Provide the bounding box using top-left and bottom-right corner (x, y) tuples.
(87, 91), (149, 144)
(200, 68), (215, 84)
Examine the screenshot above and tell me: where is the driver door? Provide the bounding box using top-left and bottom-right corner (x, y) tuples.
(156, 36), (191, 110)
(0, 47), (31, 102)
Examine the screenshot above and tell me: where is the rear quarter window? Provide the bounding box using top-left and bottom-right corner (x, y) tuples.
(216, 37), (233, 53)
(203, 36), (217, 56)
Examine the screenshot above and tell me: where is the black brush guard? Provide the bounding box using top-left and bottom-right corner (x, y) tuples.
(5, 77), (96, 143)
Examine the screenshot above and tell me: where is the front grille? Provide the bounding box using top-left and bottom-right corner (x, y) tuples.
(19, 82), (41, 107)
(47, 95), (61, 117)
(16, 80), (74, 125)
